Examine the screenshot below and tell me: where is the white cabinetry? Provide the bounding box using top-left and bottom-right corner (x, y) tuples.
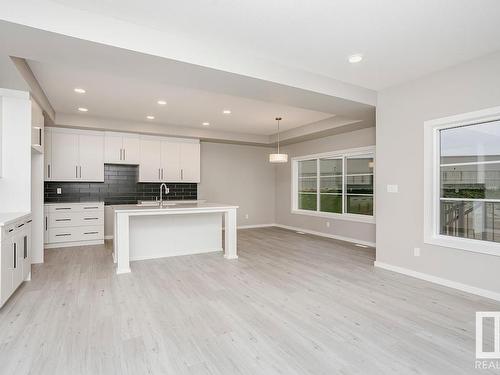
(180, 142), (201, 182)
(104, 132), (140, 165)
(44, 202), (104, 248)
(0, 215), (31, 308)
(45, 128), (104, 182)
(139, 137), (200, 183)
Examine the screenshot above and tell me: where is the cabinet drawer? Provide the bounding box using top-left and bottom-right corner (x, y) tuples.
(47, 202), (104, 213)
(50, 211), (104, 228)
(48, 226), (103, 243)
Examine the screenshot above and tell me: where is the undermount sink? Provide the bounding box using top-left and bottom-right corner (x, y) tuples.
(136, 201), (176, 207)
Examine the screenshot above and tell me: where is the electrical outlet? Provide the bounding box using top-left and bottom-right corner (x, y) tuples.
(57, 188), (62, 195)
(326, 221), (330, 228)
(387, 184), (399, 193)
(414, 247), (421, 257)
(245, 214), (249, 219)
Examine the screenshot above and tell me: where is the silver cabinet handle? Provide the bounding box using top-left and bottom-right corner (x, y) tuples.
(48, 164), (51, 178)
(24, 235), (27, 259)
(45, 216), (48, 230)
(181, 169), (183, 180)
(83, 231), (98, 235)
(55, 233), (71, 237)
(13, 243), (17, 269)
(79, 166), (82, 178)
(76, 165), (78, 178)
(55, 219), (71, 222)
(123, 149), (126, 160)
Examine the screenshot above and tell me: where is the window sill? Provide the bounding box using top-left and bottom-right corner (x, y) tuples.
(424, 234), (500, 257)
(291, 209), (375, 224)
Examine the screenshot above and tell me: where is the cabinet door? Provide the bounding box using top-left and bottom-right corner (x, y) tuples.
(104, 134), (123, 164)
(51, 131), (79, 181)
(44, 128), (52, 180)
(180, 143), (201, 182)
(12, 235), (23, 290)
(161, 141), (181, 181)
(139, 139), (162, 182)
(1, 240), (14, 305)
(123, 136), (140, 165)
(79, 134), (104, 181)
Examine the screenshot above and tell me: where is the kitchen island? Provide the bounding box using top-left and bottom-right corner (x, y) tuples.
(113, 202), (238, 274)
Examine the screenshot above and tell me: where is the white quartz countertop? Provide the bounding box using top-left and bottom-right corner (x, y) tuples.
(0, 212), (31, 226)
(114, 202), (238, 214)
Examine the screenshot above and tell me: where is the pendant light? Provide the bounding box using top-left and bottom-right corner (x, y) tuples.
(269, 117), (288, 163)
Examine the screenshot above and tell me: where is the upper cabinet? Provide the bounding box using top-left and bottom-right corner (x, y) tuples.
(31, 99), (44, 153)
(139, 137), (200, 183)
(45, 128), (200, 183)
(104, 132), (140, 165)
(44, 128), (104, 182)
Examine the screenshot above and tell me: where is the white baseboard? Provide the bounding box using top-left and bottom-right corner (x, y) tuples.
(130, 248), (223, 261)
(273, 224), (376, 248)
(45, 239), (104, 249)
(237, 224), (276, 229)
(374, 261), (500, 302)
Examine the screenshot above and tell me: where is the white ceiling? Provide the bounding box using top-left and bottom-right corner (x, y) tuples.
(46, 0), (500, 90)
(28, 61), (336, 135)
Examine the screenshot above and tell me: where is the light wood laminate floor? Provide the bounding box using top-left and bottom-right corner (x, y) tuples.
(0, 227), (499, 375)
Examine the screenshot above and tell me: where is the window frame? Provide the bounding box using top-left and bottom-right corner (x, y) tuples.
(423, 105), (500, 256)
(291, 146), (375, 223)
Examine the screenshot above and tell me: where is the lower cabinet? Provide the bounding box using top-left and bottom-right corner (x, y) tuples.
(44, 202), (104, 248)
(0, 215), (32, 308)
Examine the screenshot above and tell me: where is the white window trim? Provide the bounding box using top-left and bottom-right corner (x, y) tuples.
(291, 146), (376, 224)
(423, 105), (500, 256)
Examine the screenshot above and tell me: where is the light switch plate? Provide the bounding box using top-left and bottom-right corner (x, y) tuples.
(387, 184), (399, 193)
(56, 188), (62, 195)
(414, 247), (421, 257)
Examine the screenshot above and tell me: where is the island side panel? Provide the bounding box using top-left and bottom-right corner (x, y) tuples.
(128, 212), (222, 261)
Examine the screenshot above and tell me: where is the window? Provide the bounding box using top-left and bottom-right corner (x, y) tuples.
(292, 147), (375, 222)
(424, 106), (500, 256)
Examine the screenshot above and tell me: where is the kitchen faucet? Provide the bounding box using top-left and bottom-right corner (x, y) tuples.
(159, 183), (169, 206)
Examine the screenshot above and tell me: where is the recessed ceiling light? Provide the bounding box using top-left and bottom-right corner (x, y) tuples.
(78, 107), (88, 112)
(157, 100), (167, 105)
(74, 88), (86, 94)
(222, 109), (231, 114)
(202, 122), (210, 126)
(348, 54), (363, 63)
(146, 115), (155, 120)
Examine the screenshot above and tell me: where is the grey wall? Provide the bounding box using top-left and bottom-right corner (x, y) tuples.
(376, 51), (500, 294)
(198, 141), (276, 227)
(275, 127), (376, 244)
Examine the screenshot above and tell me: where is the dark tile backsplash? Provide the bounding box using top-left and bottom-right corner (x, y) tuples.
(44, 164), (197, 205)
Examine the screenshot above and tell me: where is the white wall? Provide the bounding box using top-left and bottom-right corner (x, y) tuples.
(376, 51), (500, 295)
(198, 142), (276, 227)
(275, 127), (376, 245)
(0, 89), (31, 212)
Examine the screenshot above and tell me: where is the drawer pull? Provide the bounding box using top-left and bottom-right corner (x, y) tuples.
(26, 220), (32, 223)
(55, 207), (71, 210)
(8, 229), (13, 233)
(83, 231), (99, 235)
(55, 219), (71, 222)
(55, 233), (71, 237)
(16, 223), (25, 228)
(84, 207), (99, 210)
(84, 217), (99, 220)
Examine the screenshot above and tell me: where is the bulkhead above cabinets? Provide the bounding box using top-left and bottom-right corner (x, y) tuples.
(44, 128), (200, 183)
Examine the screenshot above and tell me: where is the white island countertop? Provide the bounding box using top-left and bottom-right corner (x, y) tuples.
(0, 212), (31, 227)
(113, 202), (238, 274)
(113, 202), (238, 213)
